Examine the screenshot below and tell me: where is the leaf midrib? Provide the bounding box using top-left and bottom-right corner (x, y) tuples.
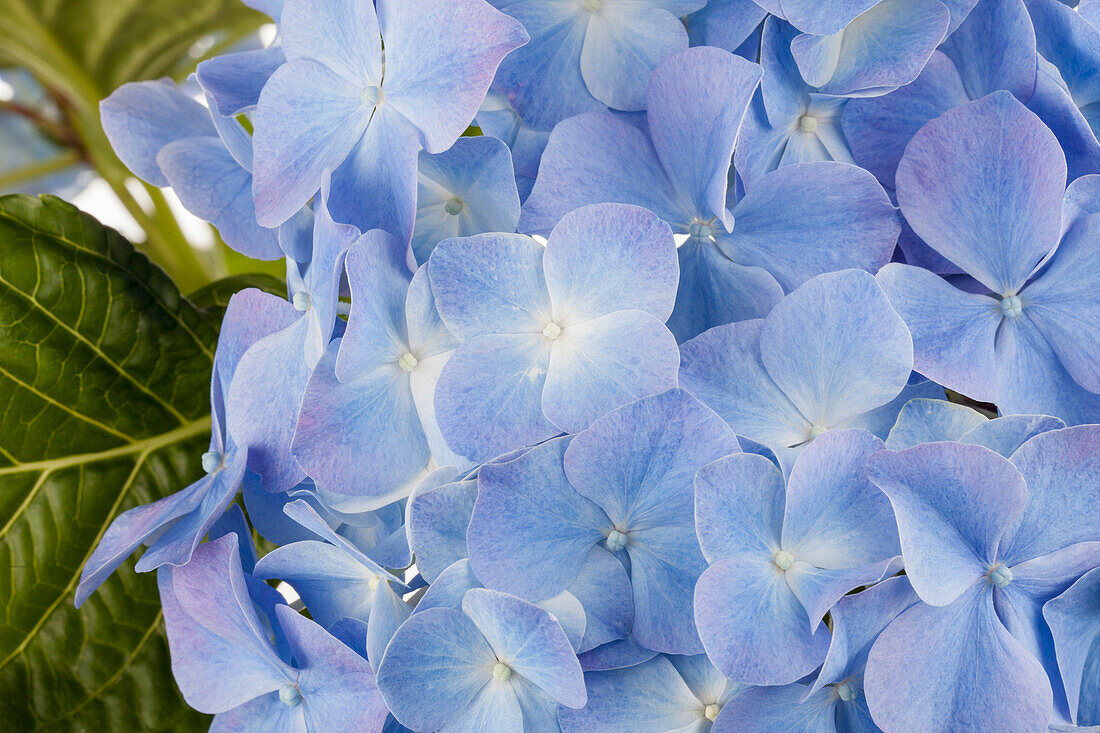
(0, 415), (210, 671)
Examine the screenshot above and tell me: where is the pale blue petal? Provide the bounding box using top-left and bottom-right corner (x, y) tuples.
(280, 0), (382, 83)
(580, 1), (690, 112)
(995, 314), (1100, 426)
(712, 683), (837, 733)
(375, 607), (497, 731)
(791, 0), (950, 98)
(867, 442), (1029, 605)
(578, 636), (658, 672)
(780, 0), (881, 35)
(196, 47), (286, 116)
(959, 414), (1066, 458)
(156, 137), (282, 261)
(884, 397), (988, 450)
(251, 59), (370, 227)
(567, 546), (634, 653)
(1021, 216), (1100, 393)
(557, 655), (709, 733)
(543, 311), (680, 434)
(276, 605), (390, 732)
(864, 584), (1053, 732)
(694, 453), (784, 563)
(412, 136), (521, 265)
(842, 51), (969, 190)
(406, 477), (477, 583)
(785, 559), (901, 633)
(937, 0), (1037, 104)
(489, 1), (602, 130)
(759, 270), (913, 428)
(720, 163), (898, 292)
(895, 91), (1066, 295)
(99, 79), (217, 187)
(685, 0), (767, 53)
(544, 203), (677, 322)
(668, 238), (784, 343)
(832, 378), (947, 440)
(1044, 566), (1100, 725)
(1000, 425), (1100, 565)
(327, 107), (421, 241)
(253, 540), (376, 628)
(433, 332), (557, 463)
(679, 320), (809, 465)
(462, 588), (587, 708)
(876, 263), (1002, 404)
(647, 47), (761, 229)
(377, 0), (527, 152)
(466, 437), (608, 600)
(519, 111), (687, 235)
(694, 558), (831, 685)
(782, 430), (899, 569)
(428, 233), (550, 339)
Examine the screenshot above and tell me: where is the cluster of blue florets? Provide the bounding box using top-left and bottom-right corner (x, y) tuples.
(77, 0), (1100, 730)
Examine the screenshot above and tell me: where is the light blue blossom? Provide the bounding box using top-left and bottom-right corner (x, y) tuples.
(159, 534), (389, 731)
(429, 203), (680, 461)
(864, 427), (1100, 730)
(251, 0), (527, 237)
(694, 430), (901, 685)
(877, 92), (1100, 425)
(376, 587), (586, 731)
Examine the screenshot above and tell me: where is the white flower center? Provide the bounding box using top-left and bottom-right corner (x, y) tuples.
(689, 220), (714, 243)
(398, 352), (419, 372)
(606, 529), (629, 552)
(279, 684), (302, 707)
(704, 703), (721, 721)
(493, 662), (512, 682)
(1000, 295), (1023, 318)
(361, 84), (381, 108)
(584, 0), (601, 11)
(836, 681), (857, 702)
(201, 450), (222, 474)
(988, 563), (1013, 588)
(773, 550), (795, 571)
(444, 197), (464, 216)
(799, 114), (818, 133)
(292, 290), (311, 312)
(808, 423), (828, 440)
(543, 322), (562, 340)
(368, 575), (381, 592)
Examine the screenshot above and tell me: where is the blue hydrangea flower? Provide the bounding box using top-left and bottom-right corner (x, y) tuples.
(159, 534), (389, 730)
(769, 0), (955, 98)
(1044, 566), (1100, 726)
(694, 430), (902, 686)
(843, 0), (1039, 197)
(864, 426), (1100, 731)
(412, 136), (520, 265)
(196, 44), (286, 118)
(251, 0), (527, 237)
(487, 0), (707, 129)
(292, 228), (470, 509)
(713, 576), (917, 732)
(253, 500), (411, 668)
(877, 92), (1100, 425)
(559, 653), (744, 732)
(406, 472), (478, 584)
(376, 587), (586, 731)
(76, 289), (300, 605)
(429, 202), (680, 461)
(735, 18), (855, 188)
(100, 79), (282, 260)
(467, 389), (740, 654)
(680, 269), (914, 472)
(522, 46), (900, 342)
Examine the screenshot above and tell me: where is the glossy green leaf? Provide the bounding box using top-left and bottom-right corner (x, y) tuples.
(188, 272), (286, 318)
(0, 194), (219, 730)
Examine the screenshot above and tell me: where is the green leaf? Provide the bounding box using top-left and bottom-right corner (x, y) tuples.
(188, 272), (286, 318)
(0, 0), (264, 106)
(0, 194), (220, 730)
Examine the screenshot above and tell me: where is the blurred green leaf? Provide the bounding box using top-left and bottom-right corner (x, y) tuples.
(188, 272), (286, 317)
(0, 194), (219, 730)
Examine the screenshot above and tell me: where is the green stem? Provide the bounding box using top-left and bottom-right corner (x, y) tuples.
(0, 151), (82, 189)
